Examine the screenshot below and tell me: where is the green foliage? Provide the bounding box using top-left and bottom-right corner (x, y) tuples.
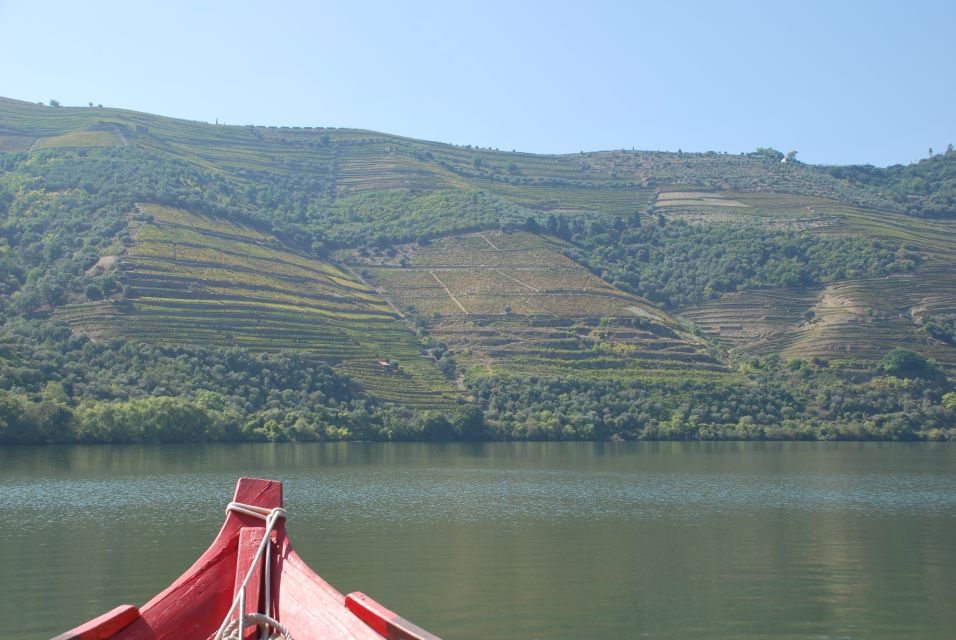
(0, 146), (255, 314)
(823, 148), (956, 217)
(923, 313), (956, 345)
(943, 392), (956, 410)
(0, 317), (465, 444)
(469, 361), (956, 441)
(565, 219), (913, 308)
(83, 283), (103, 300)
(321, 189), (540, 245)
(751, 147), (784, 161)
(2, 99), (955, 443)
(0, 390), (72, 443)
(72, 396), (232, 443)
(880, 348), (937, 379)
(452, 404), (487, 439)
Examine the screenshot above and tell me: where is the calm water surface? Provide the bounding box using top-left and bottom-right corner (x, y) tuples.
(1, 442), (955, 639)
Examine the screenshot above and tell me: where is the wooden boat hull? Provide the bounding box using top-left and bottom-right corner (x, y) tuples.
(53, 477), (440, 640)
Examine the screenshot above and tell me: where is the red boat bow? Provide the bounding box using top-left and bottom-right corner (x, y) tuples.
(53, 477), (441, 640)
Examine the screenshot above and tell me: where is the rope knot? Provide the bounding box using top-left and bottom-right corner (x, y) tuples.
(226, 501), (287, 521)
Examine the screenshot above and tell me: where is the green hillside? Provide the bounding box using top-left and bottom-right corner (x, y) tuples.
(1, 96), (954, 443)
(350, 231), (726, 381)
(0, 97), (896, 236)
(55, 204), (458, 409)
(669, 191), (956, 368)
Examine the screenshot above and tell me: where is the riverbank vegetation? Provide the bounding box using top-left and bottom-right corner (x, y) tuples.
(2, 315), (952, 443)
(0, 317), (481, 444)
(469, 352), (956, 442)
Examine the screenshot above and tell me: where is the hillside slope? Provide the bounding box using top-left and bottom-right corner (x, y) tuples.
(55, 204), (458, 409)
(1, 96), (954, 442)
(348, 231), (726, 381)
(670, 191), (956, 368)
(0, 96), (896, 233)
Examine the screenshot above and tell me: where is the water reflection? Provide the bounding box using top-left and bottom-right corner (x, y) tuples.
(1, 442), (954, 639)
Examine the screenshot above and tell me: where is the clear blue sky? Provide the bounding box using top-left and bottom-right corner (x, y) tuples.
(1, 0), (953, 166)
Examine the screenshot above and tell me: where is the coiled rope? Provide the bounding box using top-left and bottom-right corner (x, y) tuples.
(212, 502), (293, 640)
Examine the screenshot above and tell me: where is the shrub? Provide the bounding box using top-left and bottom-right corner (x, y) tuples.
(880, 348), (936, 378)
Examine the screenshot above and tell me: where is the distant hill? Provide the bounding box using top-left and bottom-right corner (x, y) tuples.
(0, 96), (953, 443)
(822, 148), (956, 218)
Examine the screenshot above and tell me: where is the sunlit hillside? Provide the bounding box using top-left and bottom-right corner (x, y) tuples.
(1, 96), (955, 443)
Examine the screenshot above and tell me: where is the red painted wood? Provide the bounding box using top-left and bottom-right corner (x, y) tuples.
(111, 478), (283, 640)
(275, 546), (384, 639)
(50, 605), (140, 640)
(234, 527), (264, 640)
(53, 477), (442, 640)
(345, 593), (443, 640)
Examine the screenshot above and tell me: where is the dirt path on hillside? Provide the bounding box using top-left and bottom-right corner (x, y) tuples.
(429, 270), (469, 313)
(495, 269), (539, 292)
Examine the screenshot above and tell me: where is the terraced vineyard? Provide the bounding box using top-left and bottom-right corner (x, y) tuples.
(352, 231), (727, 380)
(656, 189), (956, 252)
(680, 288), (823, 355)
(655, 189), (848, 231)
(54, 204), (459, 408)
(0, 96), (894, 226)
(432, 315), (729, 381)
(674, 191), (956, 368)
(685, 275), (956, 370)
(355, 231), (650, 317)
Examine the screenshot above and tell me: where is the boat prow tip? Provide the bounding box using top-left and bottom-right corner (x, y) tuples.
(233, 477), (284, 509)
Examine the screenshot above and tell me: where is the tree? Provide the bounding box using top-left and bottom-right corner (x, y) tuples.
(753, 147), (785, 161)
(49, 99), (61, 107)
(452, 405), (486, 439)
(557, 215), (571, 240)
(943, 392), (956, 410)
(880, 347), (936, 378)
(546, 214), (558, 235)
(419, 412), (453, 441)
(84, 283), (104, 300)
(785, 151), (799, 163)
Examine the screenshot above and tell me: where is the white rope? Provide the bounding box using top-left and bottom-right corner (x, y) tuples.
(212, 502), (292, 640)
(219, 613), (293, 640)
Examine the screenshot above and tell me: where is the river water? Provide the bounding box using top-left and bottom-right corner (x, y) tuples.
(1, 441), (955, 639)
